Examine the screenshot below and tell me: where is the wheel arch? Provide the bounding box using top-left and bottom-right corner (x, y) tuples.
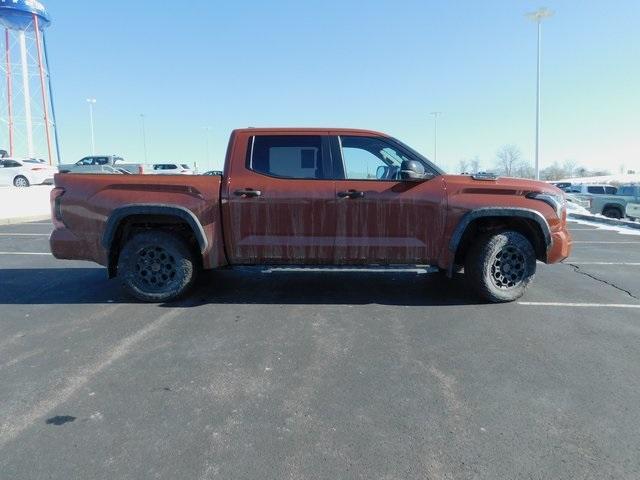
(448, 208), (552, 273)
(601, 203), (624, 216)
(103, 204), (208, 278)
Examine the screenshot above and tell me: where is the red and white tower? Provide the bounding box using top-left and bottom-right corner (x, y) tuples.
(0, 0), (60, 165)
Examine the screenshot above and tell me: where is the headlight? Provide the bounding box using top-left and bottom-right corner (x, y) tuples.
(526, 192), (566, 218)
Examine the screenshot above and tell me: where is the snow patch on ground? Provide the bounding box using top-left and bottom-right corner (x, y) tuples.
(0, 186), (53, 221)
(555, 173), (640, 184)
(569, 217), (640, 236)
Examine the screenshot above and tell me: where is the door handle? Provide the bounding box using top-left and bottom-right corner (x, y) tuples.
(234, 188), (262, 198)
(337, 190), (365, 199)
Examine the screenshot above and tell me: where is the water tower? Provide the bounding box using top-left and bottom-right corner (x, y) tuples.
(0, 0), (60, 165)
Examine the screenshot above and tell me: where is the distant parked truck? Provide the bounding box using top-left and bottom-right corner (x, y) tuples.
(566, 184), (618, 195)
(59, 155), (125, 173)
(59, 155), (147, 175)
(583, 185), (640, 219)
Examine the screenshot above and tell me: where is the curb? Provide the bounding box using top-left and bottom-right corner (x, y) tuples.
(0, 214), (52, 226)
(569, 213), (640, 230)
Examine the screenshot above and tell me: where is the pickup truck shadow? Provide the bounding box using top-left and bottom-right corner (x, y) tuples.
(0, 267), (480, 306)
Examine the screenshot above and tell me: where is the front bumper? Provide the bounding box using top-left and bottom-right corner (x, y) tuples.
(547, 227), (573, 264)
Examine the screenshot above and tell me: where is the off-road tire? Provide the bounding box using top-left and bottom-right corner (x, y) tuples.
(118, 231), (197, 303)
(13, 176), (30, 188)
(465, 230), (537, 303)
(602, 207), (623, 219)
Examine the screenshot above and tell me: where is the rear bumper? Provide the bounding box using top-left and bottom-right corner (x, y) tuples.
(50, 227), (83, 260)
(547, 227), (573, 264)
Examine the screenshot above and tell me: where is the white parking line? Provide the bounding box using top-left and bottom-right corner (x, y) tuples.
(573, 241), (640, 244)
(0, 252), (50, 255)
(519, 302), (640, 309)
(568, 262), (640, 266)
(0, 233), (49, 237)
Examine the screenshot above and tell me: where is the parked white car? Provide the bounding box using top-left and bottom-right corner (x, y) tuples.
(151, 163), (194, 175)
(0, 158), (57, 187)
(626, 203), (640, 221)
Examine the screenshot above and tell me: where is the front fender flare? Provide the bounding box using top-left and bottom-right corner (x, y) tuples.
(448, 207), (552, 261)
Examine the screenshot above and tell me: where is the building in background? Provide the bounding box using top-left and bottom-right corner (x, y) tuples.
(0, 0), (59, 165)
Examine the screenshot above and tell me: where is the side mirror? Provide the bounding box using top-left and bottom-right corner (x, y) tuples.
(400, 160), (431, 182)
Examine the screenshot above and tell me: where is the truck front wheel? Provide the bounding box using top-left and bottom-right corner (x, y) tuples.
(465, 231), (537, 303)
(118, 231), (197, 302)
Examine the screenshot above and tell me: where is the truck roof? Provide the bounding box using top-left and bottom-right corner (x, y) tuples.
(232, 127), (390, 137)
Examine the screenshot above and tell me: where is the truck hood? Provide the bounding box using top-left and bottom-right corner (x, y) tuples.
(442, 174), (563, 197)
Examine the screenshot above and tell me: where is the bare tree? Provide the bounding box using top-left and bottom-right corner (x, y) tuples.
(495, 145), (523, 177)
(541, 162), (566, 181)
(458, 159), (469, 174)
(562, 159), (577, 178)
(470, 156), (481, 174)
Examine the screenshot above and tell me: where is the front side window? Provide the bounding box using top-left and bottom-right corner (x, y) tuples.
(604, 186), (618, 194)
(249, 136), (326, 179)
(587, 186), (605, 194)
(339, 136), (430, 181)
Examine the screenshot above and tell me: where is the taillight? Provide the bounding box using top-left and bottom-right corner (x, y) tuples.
(51, 187), (65, 228)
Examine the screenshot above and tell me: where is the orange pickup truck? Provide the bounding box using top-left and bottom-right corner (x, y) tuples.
(50, 128), (572, 303)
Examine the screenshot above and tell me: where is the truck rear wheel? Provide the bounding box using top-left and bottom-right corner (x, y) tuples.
(465, 230), (536, 303)
(118, 231), (196, 303)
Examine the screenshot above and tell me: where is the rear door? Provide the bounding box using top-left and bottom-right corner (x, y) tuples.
(331, 134), (446, 264)
(224, 131), (337, 264)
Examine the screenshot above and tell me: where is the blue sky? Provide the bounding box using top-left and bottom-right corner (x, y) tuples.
(42, 0), (639, 173)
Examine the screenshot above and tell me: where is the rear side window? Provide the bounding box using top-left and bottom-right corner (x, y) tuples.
(587, 186), (605, 194)
(248, 136), (326, 179)
(181, 164), (191, 170)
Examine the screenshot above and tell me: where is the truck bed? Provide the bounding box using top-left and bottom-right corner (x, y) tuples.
(51, 173), (226, 269)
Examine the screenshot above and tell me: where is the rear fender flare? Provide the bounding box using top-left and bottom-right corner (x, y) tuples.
(102, 204), (208, 254)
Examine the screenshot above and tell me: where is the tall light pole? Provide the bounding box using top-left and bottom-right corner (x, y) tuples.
(526, 7), (554, 180)
(203, 126), (211, 167)
(86, 98), (96, 155)
(140, 114), (148, 163)
(430, 112), (442, 164)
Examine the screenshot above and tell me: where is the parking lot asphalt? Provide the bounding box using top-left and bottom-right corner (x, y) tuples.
(1, 221), (639, 479)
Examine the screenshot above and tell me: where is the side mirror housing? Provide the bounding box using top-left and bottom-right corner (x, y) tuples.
(400, 160), (431, 182)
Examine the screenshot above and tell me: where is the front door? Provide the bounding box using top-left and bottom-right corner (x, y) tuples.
(332, 134), (446, 265)
(225, 132), (337, 264)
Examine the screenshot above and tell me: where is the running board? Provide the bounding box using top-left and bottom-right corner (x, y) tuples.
(241, 265), (440, 274)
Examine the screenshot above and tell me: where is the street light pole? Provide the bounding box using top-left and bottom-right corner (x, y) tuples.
(526, 7), (554, 180)
(204, 126), (211, 166)
(430, 112), (442, 164)
(140, 114), (148, 163)
(86, 98), (96, 155)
